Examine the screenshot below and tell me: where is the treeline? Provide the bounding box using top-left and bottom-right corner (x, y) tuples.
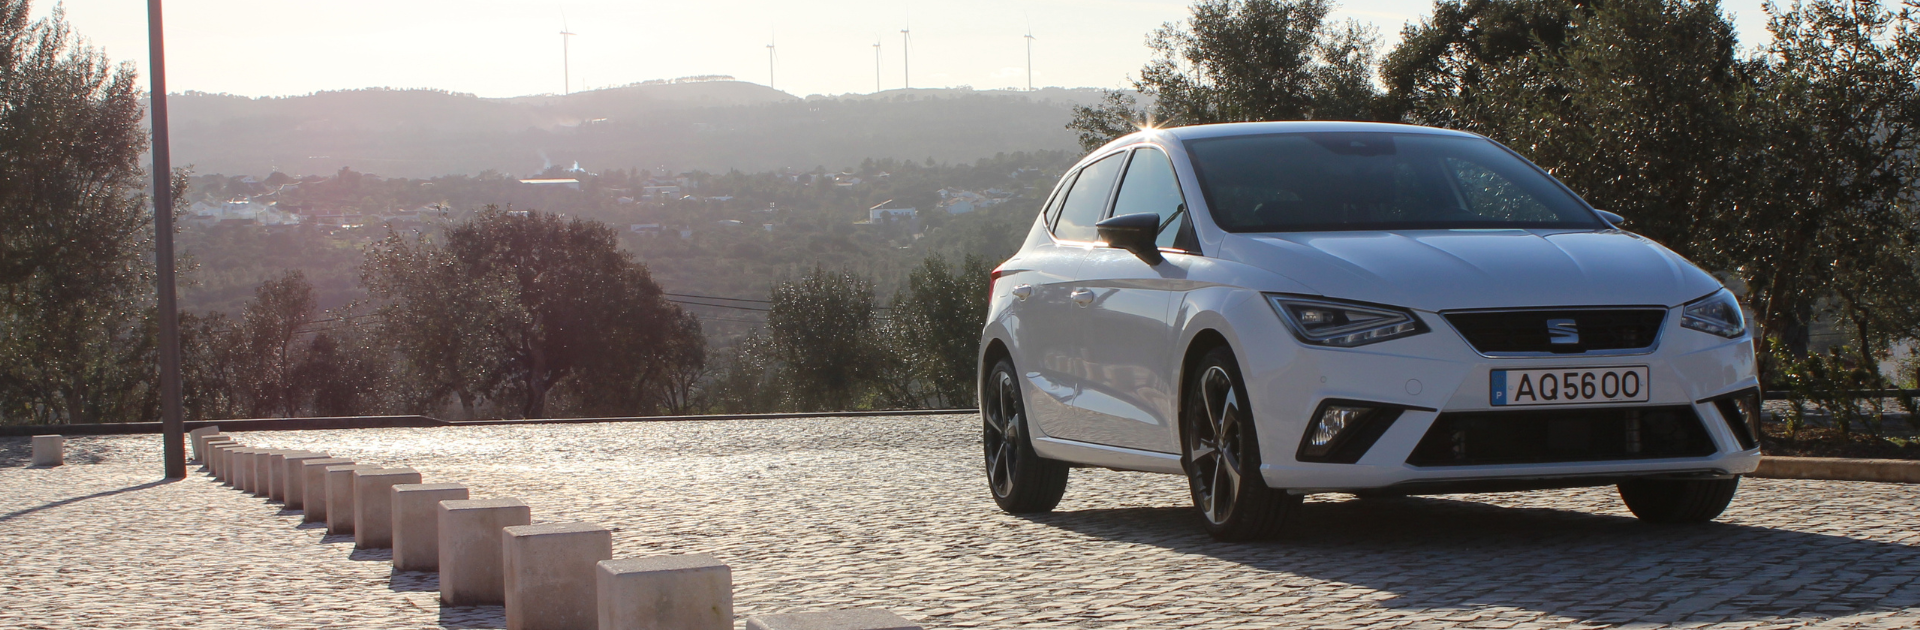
(1072, 0), (1920, 436)
(156, 209), (987, 422)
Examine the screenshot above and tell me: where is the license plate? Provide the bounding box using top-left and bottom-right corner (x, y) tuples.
(1491, 366), (1649, 406)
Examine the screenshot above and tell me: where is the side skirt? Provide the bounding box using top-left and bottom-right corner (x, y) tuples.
(1032, 436), (1186, 475)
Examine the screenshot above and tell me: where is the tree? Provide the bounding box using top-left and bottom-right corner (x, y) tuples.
(364, 208), (692, 418)
(767, 266), (882, 412)
(0, 0), (159, 424)
(1387, 0), (1754, 261)
(887, 255), (992, 408)
(1068, 0), (1388, 150)
(234, 271), (316, 417)
(1736, 0), (1920, 363)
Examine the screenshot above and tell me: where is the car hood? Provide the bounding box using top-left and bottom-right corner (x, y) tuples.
(1222, 229), (1722, 311)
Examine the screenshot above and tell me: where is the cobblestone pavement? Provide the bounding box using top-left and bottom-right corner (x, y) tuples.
(3, 415), (1918, 630)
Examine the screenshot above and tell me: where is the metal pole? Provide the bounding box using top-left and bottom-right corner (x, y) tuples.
(147, 0), (186, 480)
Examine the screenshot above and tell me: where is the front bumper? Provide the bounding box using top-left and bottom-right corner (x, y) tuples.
(1238, 307), (1763, 492)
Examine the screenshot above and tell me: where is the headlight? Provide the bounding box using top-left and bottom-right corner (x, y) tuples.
(1267, 295), (1428, 347)
(1680, 289), (1746, 338)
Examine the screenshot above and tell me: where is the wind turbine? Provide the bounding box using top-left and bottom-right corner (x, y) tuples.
(560, 14), (577, 96)
(1024, 24), (1036, 91)
(766, 33), (777, 90)
(900, 24), (911, 89)
(873, 40), (883, 92)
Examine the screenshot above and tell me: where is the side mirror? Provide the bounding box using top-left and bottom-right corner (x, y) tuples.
(1096, 212), (1164, 265)
(1596, 210), (1626, 226)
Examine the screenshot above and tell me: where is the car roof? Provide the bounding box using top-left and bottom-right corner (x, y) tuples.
(1159, 120), (1482, 142)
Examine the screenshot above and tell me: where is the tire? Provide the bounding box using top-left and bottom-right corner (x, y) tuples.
(1181, 345), (1300, 540)
(1617, 477), (1739, 523)
(982, 359), (1069, 513)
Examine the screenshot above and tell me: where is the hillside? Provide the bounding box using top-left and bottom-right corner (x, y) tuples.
(162, 82), (1107, 178)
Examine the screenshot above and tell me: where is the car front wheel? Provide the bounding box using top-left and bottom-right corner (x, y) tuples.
(983, 359), (1069, 513)
(1183, 346), (1299, 540)
(1618, 476), (1739, 523)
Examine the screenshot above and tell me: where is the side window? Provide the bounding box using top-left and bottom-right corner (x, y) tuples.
(1052, 152), (1126, 242)
(1043, 171), (1078, 230)
(1110, 147), (1191, 250)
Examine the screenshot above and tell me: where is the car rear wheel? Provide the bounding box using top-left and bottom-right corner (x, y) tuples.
(983, 359), (1069, 513)
(1183, 346), (1299, 540)
(1618, 476), (1739, 523)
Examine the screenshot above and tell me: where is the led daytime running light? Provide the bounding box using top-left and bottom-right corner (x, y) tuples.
(1268, 295), (1428, 348)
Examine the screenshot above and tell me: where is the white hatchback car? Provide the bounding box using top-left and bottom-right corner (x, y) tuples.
(978, 121), (1762, 540)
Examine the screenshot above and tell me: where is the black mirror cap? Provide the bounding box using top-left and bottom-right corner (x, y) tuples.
(1596, 209), (1626, 226)
(1095, 212), (1164, 265)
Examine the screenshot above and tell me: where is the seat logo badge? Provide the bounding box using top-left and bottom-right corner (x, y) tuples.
(1547, 318), (1580, 345)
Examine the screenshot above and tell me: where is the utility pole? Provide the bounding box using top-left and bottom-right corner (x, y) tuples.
(147, 0), (186, 480)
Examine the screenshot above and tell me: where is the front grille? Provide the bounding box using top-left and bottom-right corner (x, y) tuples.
(1407, 406), (1715, 466)
(1444, 308), (1666, 355)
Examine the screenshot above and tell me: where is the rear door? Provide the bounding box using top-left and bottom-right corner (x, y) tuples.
(1064, 146), (1197, 453)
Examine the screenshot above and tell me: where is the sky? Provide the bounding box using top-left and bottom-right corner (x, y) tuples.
(46, 0), (1776, 100)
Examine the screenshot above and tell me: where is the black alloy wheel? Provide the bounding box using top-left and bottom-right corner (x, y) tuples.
(983, 359), (1069, 513)
(1183, 346), (1299, 540)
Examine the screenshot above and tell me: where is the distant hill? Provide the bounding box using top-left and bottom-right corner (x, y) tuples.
(162, 82), (1112, 178)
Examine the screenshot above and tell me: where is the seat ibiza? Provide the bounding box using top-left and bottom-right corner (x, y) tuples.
(978, 121), (1761, 540)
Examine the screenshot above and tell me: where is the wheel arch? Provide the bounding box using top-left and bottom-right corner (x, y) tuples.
(980, 337), (1013, 406)
(1177, 329), (1233, 441)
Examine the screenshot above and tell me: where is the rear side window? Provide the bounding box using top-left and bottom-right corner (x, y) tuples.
(1110, 147), (1190, 250)
(1052, 152), (1126, 242)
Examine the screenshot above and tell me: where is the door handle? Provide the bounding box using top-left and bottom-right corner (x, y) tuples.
(1070, 288), (1094, 307)
(1011, 284), (1033, 301)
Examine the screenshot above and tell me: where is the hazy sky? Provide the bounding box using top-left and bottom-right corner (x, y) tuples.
(49, 0), (1775, 99)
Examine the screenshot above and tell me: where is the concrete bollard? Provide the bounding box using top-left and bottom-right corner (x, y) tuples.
(211, 443), (240, 482)
(202, 437), (234, 473)
(391, 483), (468, 572)
(281, 453), (331, 510)
(266, 452), (293, 501)
(254, 449), (290, 497)
(244, 449), (271, 494)
(231, 449), (258, 490)
(439, 498), (531, 606)
(744, 609), (924, 630)
(503, 522), (613, 630)
(188, 426), (220, 462)
(353, 468), (422, 549)
(298, 458), (354, 523)
(325, 464), (385, 535)
(596, 554), (733, 630)
(31, 435), (64, 467)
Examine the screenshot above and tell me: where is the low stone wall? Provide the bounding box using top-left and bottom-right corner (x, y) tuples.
(1753, 456), (1920, 484)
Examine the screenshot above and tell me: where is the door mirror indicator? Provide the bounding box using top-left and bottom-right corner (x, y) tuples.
(1095, 212), (1164, 265)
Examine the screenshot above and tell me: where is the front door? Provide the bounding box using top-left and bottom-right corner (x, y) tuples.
(1064, 146), (1196, 454)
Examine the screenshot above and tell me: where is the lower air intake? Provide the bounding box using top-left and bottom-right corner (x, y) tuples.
(1407, 406), (1715, 466)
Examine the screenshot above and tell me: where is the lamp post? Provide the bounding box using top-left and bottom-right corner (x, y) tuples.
(147, 0), (186, 479)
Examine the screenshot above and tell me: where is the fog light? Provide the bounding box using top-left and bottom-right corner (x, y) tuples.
(1309, 406), (1368, 450)
(1298, 400), (1414, 464)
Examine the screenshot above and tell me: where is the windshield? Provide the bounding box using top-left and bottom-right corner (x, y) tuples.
(1185, 132), (1604, 233)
